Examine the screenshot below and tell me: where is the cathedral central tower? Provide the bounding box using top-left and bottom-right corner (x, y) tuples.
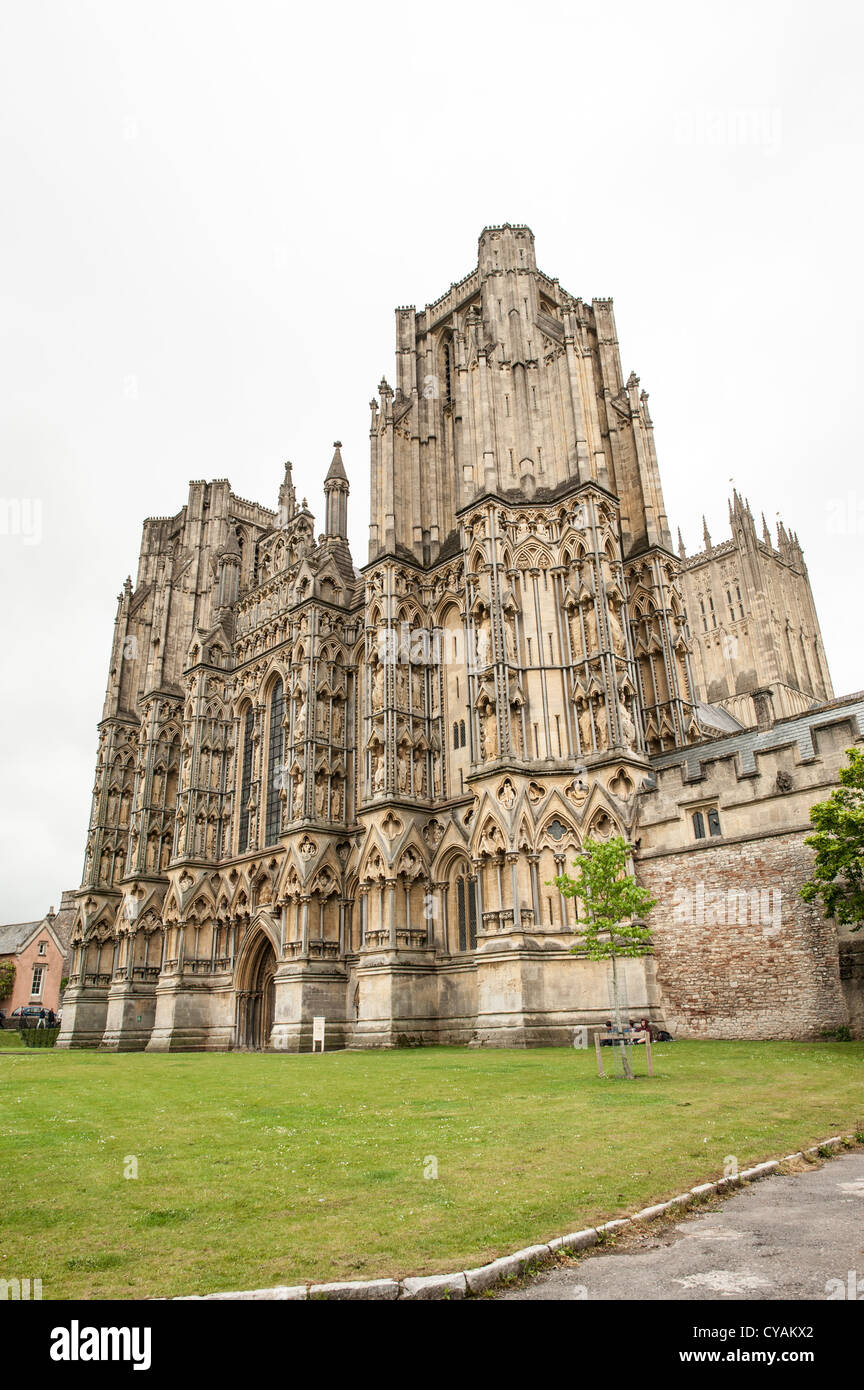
(370, 223), (672, 569)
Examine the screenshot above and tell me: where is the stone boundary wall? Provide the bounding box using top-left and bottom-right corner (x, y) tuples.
(637, 829), (847, 1039)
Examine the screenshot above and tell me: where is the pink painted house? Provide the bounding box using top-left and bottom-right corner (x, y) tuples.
(0, 910), (67, 1017)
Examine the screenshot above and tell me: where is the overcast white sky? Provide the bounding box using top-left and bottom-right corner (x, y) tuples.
(1, 1), (862, 921)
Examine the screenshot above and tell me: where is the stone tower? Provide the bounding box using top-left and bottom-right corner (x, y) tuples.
(679, 490), (833, 727)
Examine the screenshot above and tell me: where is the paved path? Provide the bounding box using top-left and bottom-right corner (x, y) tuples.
(494, 1151), (864, 1300)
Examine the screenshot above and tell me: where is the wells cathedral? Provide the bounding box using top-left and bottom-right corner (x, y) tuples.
(58, 226), (864, 1051)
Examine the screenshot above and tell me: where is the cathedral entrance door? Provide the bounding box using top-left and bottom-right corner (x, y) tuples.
(237, 933), (277, 1050)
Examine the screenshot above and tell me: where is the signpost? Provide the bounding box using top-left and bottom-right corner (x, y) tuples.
(312, 1016), (325, 1053)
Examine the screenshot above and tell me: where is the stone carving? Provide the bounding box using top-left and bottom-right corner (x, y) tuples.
(397, 748), (410, 793)
(476, 610), (493, 668)
(482, 704), (498, 759)
(497, 778), (516, 809)
(608, 601), (626, 656)
(618, 697), (636, 748)
(372, 749), (385, 795)
(372, 660), (386, 708)
(292, 772), (304, 818)
(578, 701), (594, 753)
(293, 699), (306, 741)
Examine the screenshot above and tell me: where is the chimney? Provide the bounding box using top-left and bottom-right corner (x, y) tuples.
(752, 687), (776, 732)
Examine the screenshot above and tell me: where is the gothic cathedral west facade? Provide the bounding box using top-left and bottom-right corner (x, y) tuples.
(58, 226), (863, 1051)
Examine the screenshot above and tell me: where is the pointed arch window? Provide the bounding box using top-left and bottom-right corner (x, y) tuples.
(265, 678), (285, 845)
(238, 708), (254, 851)
(455, 869), (478, 951)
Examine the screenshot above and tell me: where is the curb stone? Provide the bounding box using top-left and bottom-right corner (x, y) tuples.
(401, 1273), (468, 1301)
(309, 1279), (399, 1301)
(548, 1228), (598, 1254)
(174, 1129), (858, 1302)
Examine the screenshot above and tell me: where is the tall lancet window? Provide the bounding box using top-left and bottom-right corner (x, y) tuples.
(455, 867), (478, 952)
(238, 707), (254, 852)
(265, 678), (285, 845)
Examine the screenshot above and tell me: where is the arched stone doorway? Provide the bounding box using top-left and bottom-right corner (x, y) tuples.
(236, 931), (276, 1050)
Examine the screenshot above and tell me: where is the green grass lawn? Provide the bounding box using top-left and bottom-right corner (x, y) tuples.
(1, 1041), (862, 1300)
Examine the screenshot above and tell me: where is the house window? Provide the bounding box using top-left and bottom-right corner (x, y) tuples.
(31, 966), (44, 997)
(459, 719), (466, 748)
(693, 807), (722, 839)
(38, 941), (46, 955)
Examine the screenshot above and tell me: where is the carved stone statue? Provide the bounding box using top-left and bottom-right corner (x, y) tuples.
(331, 701), (344, 740)
(593, 699), (609, 751)
(581, 599), (597, 654)
(578, 701), (594, 753)
(618, 697), (636, 747)
(608, 601), (626, 656)
(397, 750), (410, 793)
(372, 750), (385, 794)
(372, 661), (386, 708)
(477, 611), (493, 668)
(567, 607), (583, 661)
(293, 699), (306, 740)
(483, 705), (498, 759)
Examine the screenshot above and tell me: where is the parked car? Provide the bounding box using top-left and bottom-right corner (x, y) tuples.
(12, 1005), (46, 1028)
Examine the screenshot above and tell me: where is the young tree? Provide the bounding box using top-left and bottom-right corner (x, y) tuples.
(801, 747), (864, 930)
(553, 835), (657, 1080)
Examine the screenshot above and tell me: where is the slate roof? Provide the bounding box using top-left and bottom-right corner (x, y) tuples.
(650, 691), (864, 782)
(0, 920), (44, 956)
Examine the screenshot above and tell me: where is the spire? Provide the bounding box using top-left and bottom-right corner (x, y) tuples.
(325, 441), (347, 485)
(278, 461), (297, 527)
(677, 527), (687, 559)
(324, 441), (349, 539)
(762, 512), (772, 546)
(702, 515), (712, 551)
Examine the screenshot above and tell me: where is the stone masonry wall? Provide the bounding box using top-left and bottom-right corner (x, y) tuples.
(637, 830), (847, 1039)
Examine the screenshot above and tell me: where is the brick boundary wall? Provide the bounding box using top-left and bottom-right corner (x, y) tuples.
(636, 830), (847, 1039)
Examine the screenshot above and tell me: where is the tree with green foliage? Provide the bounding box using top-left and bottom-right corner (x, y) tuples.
(553, 835), (657, 1080)
(801, 747), (864, 930)
(0, 959), (15, 1005)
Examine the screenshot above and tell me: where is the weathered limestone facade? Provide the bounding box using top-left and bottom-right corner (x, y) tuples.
(57, 225), (862, 1051)
(678, 490), (833, 728)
